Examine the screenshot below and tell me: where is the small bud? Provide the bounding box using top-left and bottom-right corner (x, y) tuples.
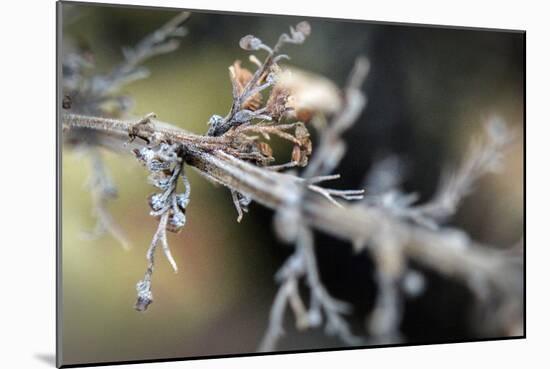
(239, 35), (263, 50)
(295, 21), (311, 37)
(208, 114), (224, 127)
(135, 280), (153, 312)
(239, 194), (252, 208)
(176, 193), (190, 210)
(170, 211), (186, 229)
(148, 193), (165, 212)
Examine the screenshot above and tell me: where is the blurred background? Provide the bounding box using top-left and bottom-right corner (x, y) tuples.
(60, 3), (524, 366)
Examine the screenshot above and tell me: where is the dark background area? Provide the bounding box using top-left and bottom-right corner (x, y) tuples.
(61, 3), (524, 365)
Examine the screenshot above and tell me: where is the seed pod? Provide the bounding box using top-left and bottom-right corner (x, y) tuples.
(176, 193), (190, 210)
(148, 193), (165, 212)
(135, 280), (153, 312)
(167, 210), (186, 233)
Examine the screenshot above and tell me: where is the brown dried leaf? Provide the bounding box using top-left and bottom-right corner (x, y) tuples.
(291, 144), (309, 167)
(229, 60), (263, 111)
(291, 144), (302, 163)
(258, 142), (274, 158)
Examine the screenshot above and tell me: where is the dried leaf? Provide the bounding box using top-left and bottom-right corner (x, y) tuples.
(258, 142), (274, 158)
(229, 60), (263, 111)
(291, 144), (309, 167)
(291, 144), (302, 163)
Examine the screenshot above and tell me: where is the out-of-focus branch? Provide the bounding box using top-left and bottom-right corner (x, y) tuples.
(63, 11), (190, 115)
(101, 11), (190, 94)
(81, 147), (130, 250)
(303, 57), (369, 178)
(413, 117), (515, 225)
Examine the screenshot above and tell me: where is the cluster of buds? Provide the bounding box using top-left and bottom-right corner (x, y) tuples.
(206, 21), (312, 138)
(134, 143), (191, 233)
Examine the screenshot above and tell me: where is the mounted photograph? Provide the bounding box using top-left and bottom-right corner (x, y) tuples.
(57, 1), (525, 367)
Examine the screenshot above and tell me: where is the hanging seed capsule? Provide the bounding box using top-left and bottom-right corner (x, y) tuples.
(134, 280), (153, 312)
(176, 193), (190, 210)
(170, 210), (186, 229)
(148, 193), (165, 212)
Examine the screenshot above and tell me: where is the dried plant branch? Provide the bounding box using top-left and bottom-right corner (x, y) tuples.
(363, 118), (515, 232)
(413, 117), (515, 225)
(303, 57), (370, 178)
(259, 224), (364, 352)
(63, 101), (521, 328)
(101, 11), (190, 95)
(62, 11), (190, 115)
(61, 110), (520, 309)
(133, 142), (191, 310)
(81, 147), (130, 250)
(62, 17), (522, 350)
(62, 12), (191, 289)
(260, 58), (369, 350)
(207, 21), (311, 137)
